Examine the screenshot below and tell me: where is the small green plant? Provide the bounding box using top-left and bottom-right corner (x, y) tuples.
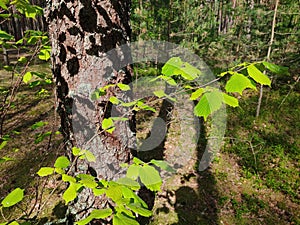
(0, 146), (174, 225)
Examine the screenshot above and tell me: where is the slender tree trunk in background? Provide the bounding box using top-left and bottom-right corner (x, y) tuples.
(10, 6), (22, 41)
(246, 0), (254, 41)
(218, 0), (223, 35)
(256, 0), (279, 117)
(228, 0), (236, 29)
(45, 0), (135, 222)
(2, 46), (10, 66)
(167, 0), (172, 42)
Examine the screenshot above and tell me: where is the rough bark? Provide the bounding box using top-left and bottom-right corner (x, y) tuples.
(45, 0), (135, 222)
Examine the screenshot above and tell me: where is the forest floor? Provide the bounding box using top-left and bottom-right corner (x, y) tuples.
(0, 61), (299, 225)
(141, 81), (300, 225)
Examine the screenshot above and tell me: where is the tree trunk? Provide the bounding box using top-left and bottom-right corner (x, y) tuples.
(246, 0), (254, 40)
(2, 46), (10, 66)
(10, 6), (22, 41)
(45, 0), (135, 222)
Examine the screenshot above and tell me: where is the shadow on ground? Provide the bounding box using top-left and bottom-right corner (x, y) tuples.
(171, 118), (219, 225)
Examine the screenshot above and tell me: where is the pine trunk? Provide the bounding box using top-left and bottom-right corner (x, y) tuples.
(45, 0), (135, 222)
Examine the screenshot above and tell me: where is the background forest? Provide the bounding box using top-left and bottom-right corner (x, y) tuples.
(0, 0), (299, 224)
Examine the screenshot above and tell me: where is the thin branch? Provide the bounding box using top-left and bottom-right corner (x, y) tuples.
(279, 75), (300, 107)
(0, 42), (43, 136)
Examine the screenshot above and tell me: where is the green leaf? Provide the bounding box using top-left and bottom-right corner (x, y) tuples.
(111, 117), (128, 121)
(63, 182), (78, 204)
(15, 38), (24, 45)
(1, 188), (24, 208)
(153, 90), (165, 98)
(62, 174), (76, 183)
(99, 179), (108, 188)
(135, 101), (156, 112)
(164, 93), (176, 103)
(37, 167), (54, 177)
(105, 184), (123, 202)
(55, 168), (64, 175)
(92, 188), (105, 196)
(150, 159), (175, 173)
(45, 78), (52, 84)
(190, 88), (204, 100)
(127, 203), (152, 217)
(79, 178), (98, 189)
(116, 177), (140, 190)
(139, 165), (162, 191)
(109, 96), (119, 104)
(0, 13), (11, 18)
(24, 5), (42, 19)
(247, 64), (271, 86)
(18, 56), (28, 64)
(177, 62), (200, 81)
(29, 80), (41, 88)
(122, 187), (147, 208)
(54, 156), (70, 169)
(225, 73), (257, 94)
(77, 174), (98, 188)
(113, 213), (139, 225)
(3, 65), (13, 72)
(75, 149), (96, 162)
(157, 75), (177, 86)
(34, 131), (51, 144)
(121, 100), (138, 107)
(262, 61), (288, 74)
(91, 88), (106, 100)
(90, 208), (112, 218)
(0, 141), (7, 150)
(0, 157), (14, 164)
(219, 72), (228, 77)
(0, 30), (13, 40)
(126, 164), (140, 180)
(31, 71), (46, 79)
(117, 83), (131, 91)
(84, 150), (96, 162)
(26, 36), (38, 45)
(75, 214), (99, 225)
(12, 130), (20, 135)
(102, 118), (115, 134)
(193, 90), (223, 120)
(0, 1), (8, 10)
(120, 163), (128, 168)
(222, 93), (239, 107)
(2, 135), (10, 141)
(133, 157), (144, 165)
(38, 49), (51, 61)
(72, 147), (81, 156)
(162, 57), (183, 76)
(23, 72), (32, 84)
(162, 57), (201, 80)
(7, 222), (19, 225)
(115, 205), (134, 218)
(76, 208), (113, 225)
(102, 84), (115, 90)
(184, 85), (193, 89)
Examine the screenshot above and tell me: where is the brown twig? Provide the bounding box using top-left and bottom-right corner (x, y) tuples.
(0, 41), (43, 137)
